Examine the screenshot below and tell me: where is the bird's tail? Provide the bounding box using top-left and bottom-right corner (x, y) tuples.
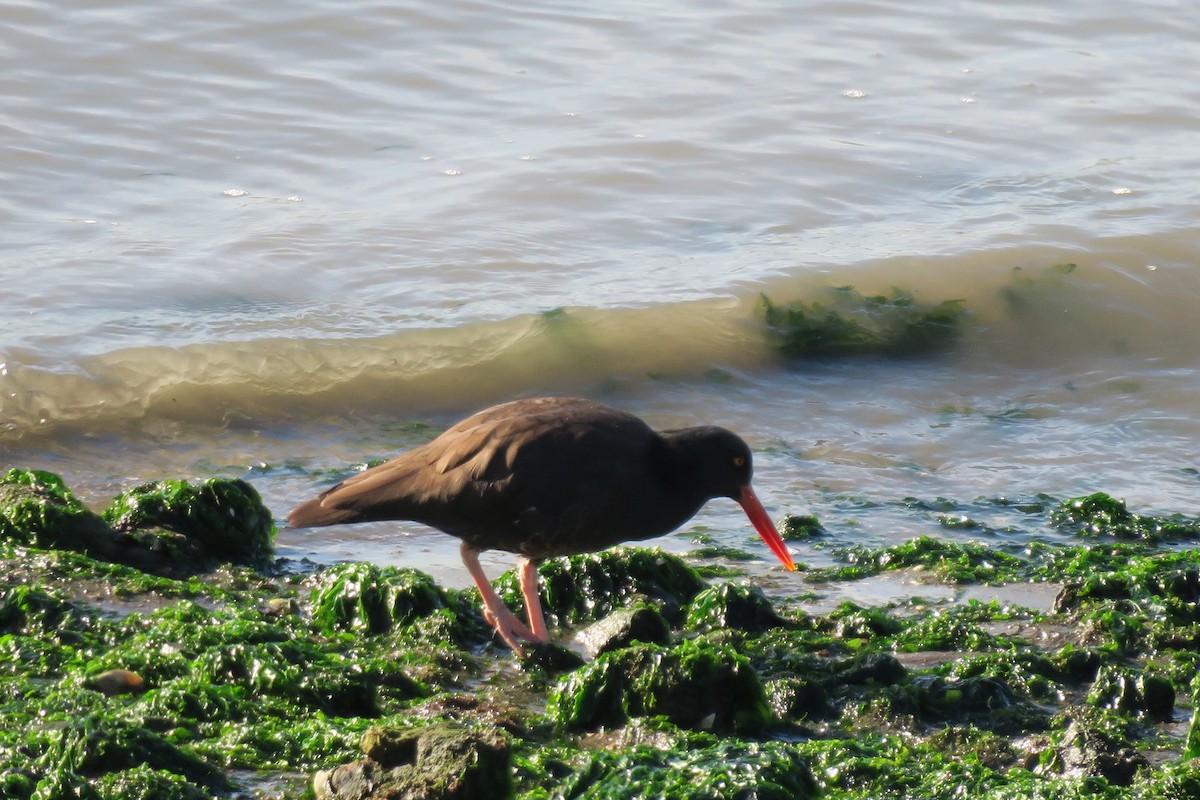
(286, 492), (360, 528)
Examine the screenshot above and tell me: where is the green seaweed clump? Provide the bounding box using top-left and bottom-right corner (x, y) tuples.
(761, 288), (966, 358)
(548, 737), (817, 800)
(684, 581), (788, 634)
(104, 478), (276, 564)
(0, 468), (115, 552)
(34, 713), (232, 795)
(500, 548), (707, 628)
(777, 513), (825, 540)
(548, 637), (771, 734)
(1086, 665), (1175, 719)
(1051, 493), (1200, 543)
(308, 562), (465, 637)
(812, 535), (1024, 584)
(92, 765), (213, 800)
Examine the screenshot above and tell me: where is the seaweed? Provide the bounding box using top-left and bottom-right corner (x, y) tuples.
(547, 737), (818, 800)
(0, 469), (116, 554)
(9, 468), (1200, 799)
(497, 547), (707, 628)
(103, 478), (276, 564)
(1051, 492), (1200, 543)
(684, 581), (789, 634)
(760, 287), (966, 358)
(548, 637), (772, 734)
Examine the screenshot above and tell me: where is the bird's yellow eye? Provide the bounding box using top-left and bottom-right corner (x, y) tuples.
(732, 456), (746, 468)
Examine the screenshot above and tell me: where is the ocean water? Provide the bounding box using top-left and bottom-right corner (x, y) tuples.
(3, 0), (1198, 592)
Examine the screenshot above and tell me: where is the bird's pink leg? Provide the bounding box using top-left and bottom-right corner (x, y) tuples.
(460, 544), (535, 651)
(517, 556), (549, 643)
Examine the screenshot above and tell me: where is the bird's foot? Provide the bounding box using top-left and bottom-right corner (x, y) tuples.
(461, 544), (549, 654)
(481, 604), (541, 652)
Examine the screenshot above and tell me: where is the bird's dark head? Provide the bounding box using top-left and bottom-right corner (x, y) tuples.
(660, 425), (755, 500)
(659, 425), (796, 572)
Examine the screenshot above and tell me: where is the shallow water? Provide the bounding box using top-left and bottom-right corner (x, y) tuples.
(3, 0), (1198, 593)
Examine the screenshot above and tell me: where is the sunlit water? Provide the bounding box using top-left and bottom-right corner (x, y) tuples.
(3, 0), (1198, 597)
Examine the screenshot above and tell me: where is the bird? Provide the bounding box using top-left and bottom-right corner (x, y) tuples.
(287, 396), (796, 651)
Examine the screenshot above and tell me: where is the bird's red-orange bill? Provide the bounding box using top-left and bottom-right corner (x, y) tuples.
(737, 485), (796, 572)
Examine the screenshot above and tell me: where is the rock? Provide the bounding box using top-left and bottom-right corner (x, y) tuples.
(838, 653), (907, 686)
(0, 469), (118, 555)
(103, 478), (276, 565)
(1057, 719), (1148, 786)
(518, 640), (586, 672)
(499, 547), (707, 627)
(313, 723), (511, 800)
(549, 636), (772, 734)
(263, 597), (300, 617)
(684, 582), (788, 634)
(576, 604), (671, 658)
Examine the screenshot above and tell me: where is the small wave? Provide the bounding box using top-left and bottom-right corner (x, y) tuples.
(2, 256), (1194, 443)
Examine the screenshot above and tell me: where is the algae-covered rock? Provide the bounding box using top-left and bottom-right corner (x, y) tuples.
(0, 469), (116, 554)
(92, 765), (212, 800)
(37, 713), (231, 793)
(778, 513), (825, 540)
(1086, 666), (1175, 719)
(313, 723), (511, 800)
(0, 584), (85, 640)
(104, 478), (275, 564)
(1, 469), (277, 575)
(576, 604), (671, 659)
(838, 652), (907, 687)
(766, 676), (832, 721)
(549, 637), (771, 734)
(553, 738), (818, 800)
(309, 562), (471, 639)
(684, 581), (788, 634)
(1053, 716), (1149, 786)
(499, 547), (707, 628)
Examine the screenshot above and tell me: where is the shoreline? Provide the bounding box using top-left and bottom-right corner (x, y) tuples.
(3, 468), (1200, 798)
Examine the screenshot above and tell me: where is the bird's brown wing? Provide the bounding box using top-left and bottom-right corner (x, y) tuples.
(287, 419), (509, 527)
(287, 398), (619, 529)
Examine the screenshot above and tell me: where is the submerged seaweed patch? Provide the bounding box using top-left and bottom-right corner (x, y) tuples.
(1051, 492), (1200, 543)
(760, 287), (966, 358)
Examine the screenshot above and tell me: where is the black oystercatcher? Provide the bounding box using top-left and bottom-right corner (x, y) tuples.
(288, 397), (796, 650)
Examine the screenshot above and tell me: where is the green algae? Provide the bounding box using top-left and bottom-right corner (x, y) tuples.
(35, 714), (231, 792)
(811, 535), (1025, 584)
(548, 637), (772, 734)
(103, 478), (276, 564)
(92, 766), (213, 800)
(1086, 666), (1175, 719)
(8, 471), (1200, 799)
(1051, 492), (1200, 542)
(2, 470), (278, 578)
(498, 547), (707, 628)
(683, 581), (789, 634)
(0, 469), (115, 553)
(538, 737), (818, 800)
(760, 288), (966, 358)
(307, 561), (479, 643)
(778, 513), (825, 540)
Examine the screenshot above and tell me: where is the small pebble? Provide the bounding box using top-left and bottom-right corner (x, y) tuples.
(91, 668), (145, 696)
(264, 597), (300, 616)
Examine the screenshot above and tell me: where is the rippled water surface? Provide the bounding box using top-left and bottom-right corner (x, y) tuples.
(3, 0), (1198, 591)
